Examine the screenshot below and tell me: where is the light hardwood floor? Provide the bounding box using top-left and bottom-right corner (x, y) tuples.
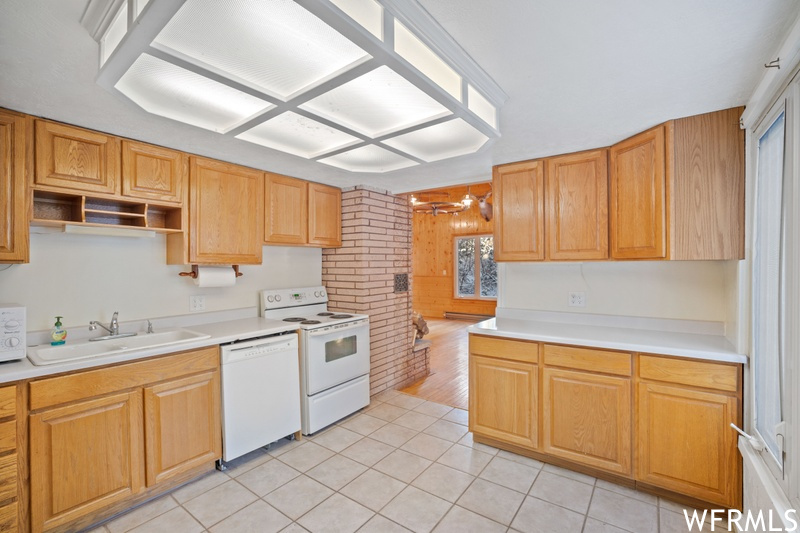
(400, 318), (480, 410)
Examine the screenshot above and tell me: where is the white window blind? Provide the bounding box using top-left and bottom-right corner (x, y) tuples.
(753, 108), (786, 466)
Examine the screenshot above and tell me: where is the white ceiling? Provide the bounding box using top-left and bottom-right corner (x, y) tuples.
(0, 0), (796, 194)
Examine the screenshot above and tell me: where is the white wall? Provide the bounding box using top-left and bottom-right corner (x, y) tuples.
(0, 232), (322, 331)
(499, 260), (732, 322)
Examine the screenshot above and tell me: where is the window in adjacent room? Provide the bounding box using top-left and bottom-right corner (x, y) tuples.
(455, 235), (497, 299)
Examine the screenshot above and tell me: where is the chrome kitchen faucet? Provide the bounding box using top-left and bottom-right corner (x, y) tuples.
(89, 311), (137, 341)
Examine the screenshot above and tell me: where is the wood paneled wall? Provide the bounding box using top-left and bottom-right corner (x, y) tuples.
(412, 183), (497, 318)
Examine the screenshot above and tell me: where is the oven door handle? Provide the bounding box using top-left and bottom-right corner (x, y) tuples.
(306, 319), (369, 336)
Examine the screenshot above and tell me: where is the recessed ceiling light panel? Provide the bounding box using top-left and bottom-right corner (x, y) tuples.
(116, 54), (274, 133)
(236, 112), (362, 159)
(330, 0), (384, 40)
(318, 144), (418, 173)
(153, 0), (371, 100)
(383, 118), (489, 162)
(382, 118), (489, 162)
(300, 65), (451, 138)
(394, 19), (462, 101)
(468, 85), (497, 129)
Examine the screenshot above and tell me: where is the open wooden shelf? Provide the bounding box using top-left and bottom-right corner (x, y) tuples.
(32, 190), (183, 234)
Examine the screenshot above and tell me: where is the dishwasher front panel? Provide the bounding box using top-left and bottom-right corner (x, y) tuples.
(220, 334), (300, 462)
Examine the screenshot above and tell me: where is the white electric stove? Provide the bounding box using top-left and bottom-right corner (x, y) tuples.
(261, 286), (370, 434)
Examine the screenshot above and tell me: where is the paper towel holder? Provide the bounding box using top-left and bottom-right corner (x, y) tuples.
(179, 265), (244, 279)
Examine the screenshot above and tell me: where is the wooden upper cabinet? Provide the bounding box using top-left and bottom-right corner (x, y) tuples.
(609, 125), (666, 260)
(308, 182), (342, 247)
(187, 157), (263, 264)
(670, 107), (745, 260)
(143, 370), (221, 487)
(546, 149), (608, 260)
(0, 110), (29, 263)
(34, 120), (120, 195)
(264, 173), (308, 245)
(493, 159), (545, 261)
(121, 140), (185, 204)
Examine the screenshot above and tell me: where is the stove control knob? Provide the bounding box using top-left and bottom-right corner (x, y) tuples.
(320, 290), (326, 298)
(267, 295), (274, 303)
(314, 291), (320, 298)
(275, 295), (282, 302)
(5, 337), (20, 348)
(4, 320), (19, 330)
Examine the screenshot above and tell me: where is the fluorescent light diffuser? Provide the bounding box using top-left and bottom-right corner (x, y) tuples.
(116, 54), (274, 133)
(301, 66), (451, 138)
(394, 19), (462, 101)
(382, 118), (489, 162)
(318, 145), (418, 173)
(153, 0), (371, 100)
(236, 112), (362, 159)
(330, 0), (384, 40)
(101, 1), (128, 66)
(468, 85), (497, 129)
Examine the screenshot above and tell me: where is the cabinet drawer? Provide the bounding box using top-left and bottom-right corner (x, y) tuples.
(638, 355), (739, 393)
(0, 386), (15, 419)
(544, 344), (631, 376)
(470, 335), (538, 363)
(0, 420), (15, 454)
(0, 453), (16, 502)
(0, 501), (17, 532)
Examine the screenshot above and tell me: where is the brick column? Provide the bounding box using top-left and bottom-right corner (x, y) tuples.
(322, 186), (427, 396)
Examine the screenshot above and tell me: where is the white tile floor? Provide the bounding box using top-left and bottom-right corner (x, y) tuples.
(87, 390), (731, 533)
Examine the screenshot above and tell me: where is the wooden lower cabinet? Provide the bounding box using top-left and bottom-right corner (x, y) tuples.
(636, 381), (741, 508)
(542, 368), (631, 475)
(144, 371), (221, 486)
(468, 334), (743, 508)
(28, 347), (222, 532)
(30, 391), (144, 532)
(469, 354), (538, 449)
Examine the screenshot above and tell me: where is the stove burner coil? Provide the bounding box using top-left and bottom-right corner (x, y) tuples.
(283, 317), (306, 322)
(330, 314), (353, 319)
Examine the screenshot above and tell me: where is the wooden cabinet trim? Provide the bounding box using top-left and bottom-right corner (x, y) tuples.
(543, 344), (632, 376)
(143, 370), (221, 487)
(121, 140), (185, 204)
(469, 335), (539, 363)
(638, 355), (739, 393)
(493, 159), (545, 261)
(30, 390), (144, 532)
(609, 124), (667, 259)
(542, 367), (632, 475)
(0, 110), (30, 263)
(308, 182), (342, 247)
(0, 387), (16, 419)
(545, 149), (609, 261)
(34, 120), (120, 196)
(469, 354), (538, 449)
(29, 346), (219, 411)
(264, 173), (308, 245)
(188, 157), (264, 264)
(635, 381), (741, 507)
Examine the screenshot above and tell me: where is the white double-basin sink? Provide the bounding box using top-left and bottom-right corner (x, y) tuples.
(27, 329), (211, 366)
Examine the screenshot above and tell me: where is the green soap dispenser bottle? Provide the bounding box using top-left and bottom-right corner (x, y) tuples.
(50, 316), (67, 346)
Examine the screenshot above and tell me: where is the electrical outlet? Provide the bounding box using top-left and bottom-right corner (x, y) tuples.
(189, 295), (206, 312)
(568, 292), (586, 307)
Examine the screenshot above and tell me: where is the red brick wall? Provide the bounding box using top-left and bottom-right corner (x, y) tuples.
(322, 186), (428, 396)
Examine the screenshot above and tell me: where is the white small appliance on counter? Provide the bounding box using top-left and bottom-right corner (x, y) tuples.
(0, 305), (25, 362)
(261, 286), (371, 435)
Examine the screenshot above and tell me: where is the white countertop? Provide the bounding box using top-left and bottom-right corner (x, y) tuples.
(468, 316), (748, 364)
(0, 317), (298, 384)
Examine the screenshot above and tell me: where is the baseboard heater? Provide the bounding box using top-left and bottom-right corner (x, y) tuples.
(443, 312), (494, 320)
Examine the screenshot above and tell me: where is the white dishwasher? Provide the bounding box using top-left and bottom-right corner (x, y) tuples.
(220, 332), (300, 463)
